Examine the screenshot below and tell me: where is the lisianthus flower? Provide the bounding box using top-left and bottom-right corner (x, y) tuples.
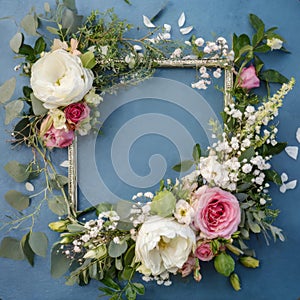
(239, 65), (260, 90)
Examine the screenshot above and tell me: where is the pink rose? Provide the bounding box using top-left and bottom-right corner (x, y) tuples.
(239, 65), (260, 89)
(192, 186), (241, 239)
(40, 117), (74, 148)
(64, 102), (90, 125)
(195, 241), (214, 261)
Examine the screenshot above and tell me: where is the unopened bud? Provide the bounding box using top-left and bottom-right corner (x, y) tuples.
(48, 220), (69, 232)
(226, 243), (244, 256)
(230, 273), (241, 291)
(239, 256), (260, 268)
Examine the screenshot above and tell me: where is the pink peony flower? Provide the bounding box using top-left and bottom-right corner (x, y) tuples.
(195, 241), (214, 261)
(40, 117), (74, 148)
(64, 102), (90, 125)
(192, 186), (241, 239)
(239, 65), (260, 89)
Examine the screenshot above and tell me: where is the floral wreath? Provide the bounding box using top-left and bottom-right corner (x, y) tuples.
(0, 1), (295, 299)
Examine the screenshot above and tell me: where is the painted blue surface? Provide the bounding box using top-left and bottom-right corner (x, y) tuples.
(0, 0), (300, 299)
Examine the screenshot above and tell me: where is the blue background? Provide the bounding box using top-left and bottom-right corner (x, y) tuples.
(0, 0), (300, 299)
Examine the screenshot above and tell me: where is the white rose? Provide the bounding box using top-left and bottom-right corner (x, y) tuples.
(135, 215), (195, 276)
(30, 49), (94, 109)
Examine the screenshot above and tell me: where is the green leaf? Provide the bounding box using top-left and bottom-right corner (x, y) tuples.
(124, 244), (135, 266)
(34, 37), (46, 54)
(150, 190), (176, 217)
(29, 232), (48, 257)
(192, 143), (201, 162)
(249, 14), (265, 32)
(51, 243), (71, 278)
(99, 287), (117, 296)
(95, 203), (113, 215)
(47, 196), (68, 216)
(254, 55), (264, 73)
(172, 160), (194, 172)
(116, 200), (135, 220)
(252, 26), (264, 46)
(80, 51), (96, 69)
(5, 100), (24, 125)
(265, 169), (282, 185)
(20, 14), (38, 36)
(18, 44), (35, 56)
(0, 237), (25, 260)
(101, 277), (121, 291)
(9, 32), (23, 53)
(214, 252), (235, 277)
(238, 45), (253, 57)
(31, 93), (48, 115)
(13, 118), (31, 142)
(46, 26), (59, 35)
(238, 147), (255, 162)
(108, 240), (128, 258)
(260, 69), (289, 84)
(120, 266), (134, 281)
(125, 285), (136, 300)
(262, 142), (287, 156)
(254, 44), (270, 53)
(21, 233), (35, 266)
(0, 77), (16, 104)
(67, 223), (85, 232)
(132, 283), (145, 295)
(4, 190), (30, 211)
(4, 160), (29, 182)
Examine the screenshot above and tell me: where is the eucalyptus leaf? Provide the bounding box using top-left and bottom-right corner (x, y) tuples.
(4, 160), (29, 182)
(63, 0), (77, 11)
(20, 14), (38, 36)
(5, 100), (24, 125)
(9, 32), (23, 53)
(31, 93), (48, 115)
(246, 211), (261, 233)
(0, 237), (25, 260)
(67, 223), (86, 233)
(4, 190), (30, 211)
(150, 190), (176, 217)
(29, 232), (48, 257)
(51, 243), (72, 278)
(21, 233), (35, 266)
(0, 77), (16, 104)
(108, 240), (128, 258)
(47, 196), (68, 216)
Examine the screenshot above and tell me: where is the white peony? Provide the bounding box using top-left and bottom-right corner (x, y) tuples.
(30, 49), (94, 109)
(135, 215), (196, 276)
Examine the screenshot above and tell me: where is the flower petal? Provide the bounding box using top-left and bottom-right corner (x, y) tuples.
(143, 15), (156, 28)
(180, 26), (193, 35)
(296, 128), (300, 143)
(281, 172), (288, 183)
(60, 160), (69, 168)
(285, 146), (298, 160)
(285, 180), (297, 190)
(164, 24), (171, 32)
(25, 182), (34, 192)
(279, 184), (286, 193)
(178, 12), (185, 27)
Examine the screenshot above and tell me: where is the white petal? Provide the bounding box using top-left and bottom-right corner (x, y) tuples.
(281, 172), (288, 183)
(285, 146), (298, 160)
(143, 15), (156, 28)
(133, 45), (142, 51)
(296, 128), (300, 143)
(285, 180), (297, 190)
(60, 160), (69, 168)
(178, 12), (185, 27)
(279, 184), (286, 193)
(184, 41), (191, 46)
(25, 182), (34, 192)
(180, 26), (193, 35)
(164, 24), (171, 32)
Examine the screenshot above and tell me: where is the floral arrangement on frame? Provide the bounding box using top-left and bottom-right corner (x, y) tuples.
(0, 1), (295, 299)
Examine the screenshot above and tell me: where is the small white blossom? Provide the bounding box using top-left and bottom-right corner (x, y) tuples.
(267, 37), (283, 50)
(174, 199), (195, 225)
(194, 37), (204, 47)
(242, 163), (252, 174)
